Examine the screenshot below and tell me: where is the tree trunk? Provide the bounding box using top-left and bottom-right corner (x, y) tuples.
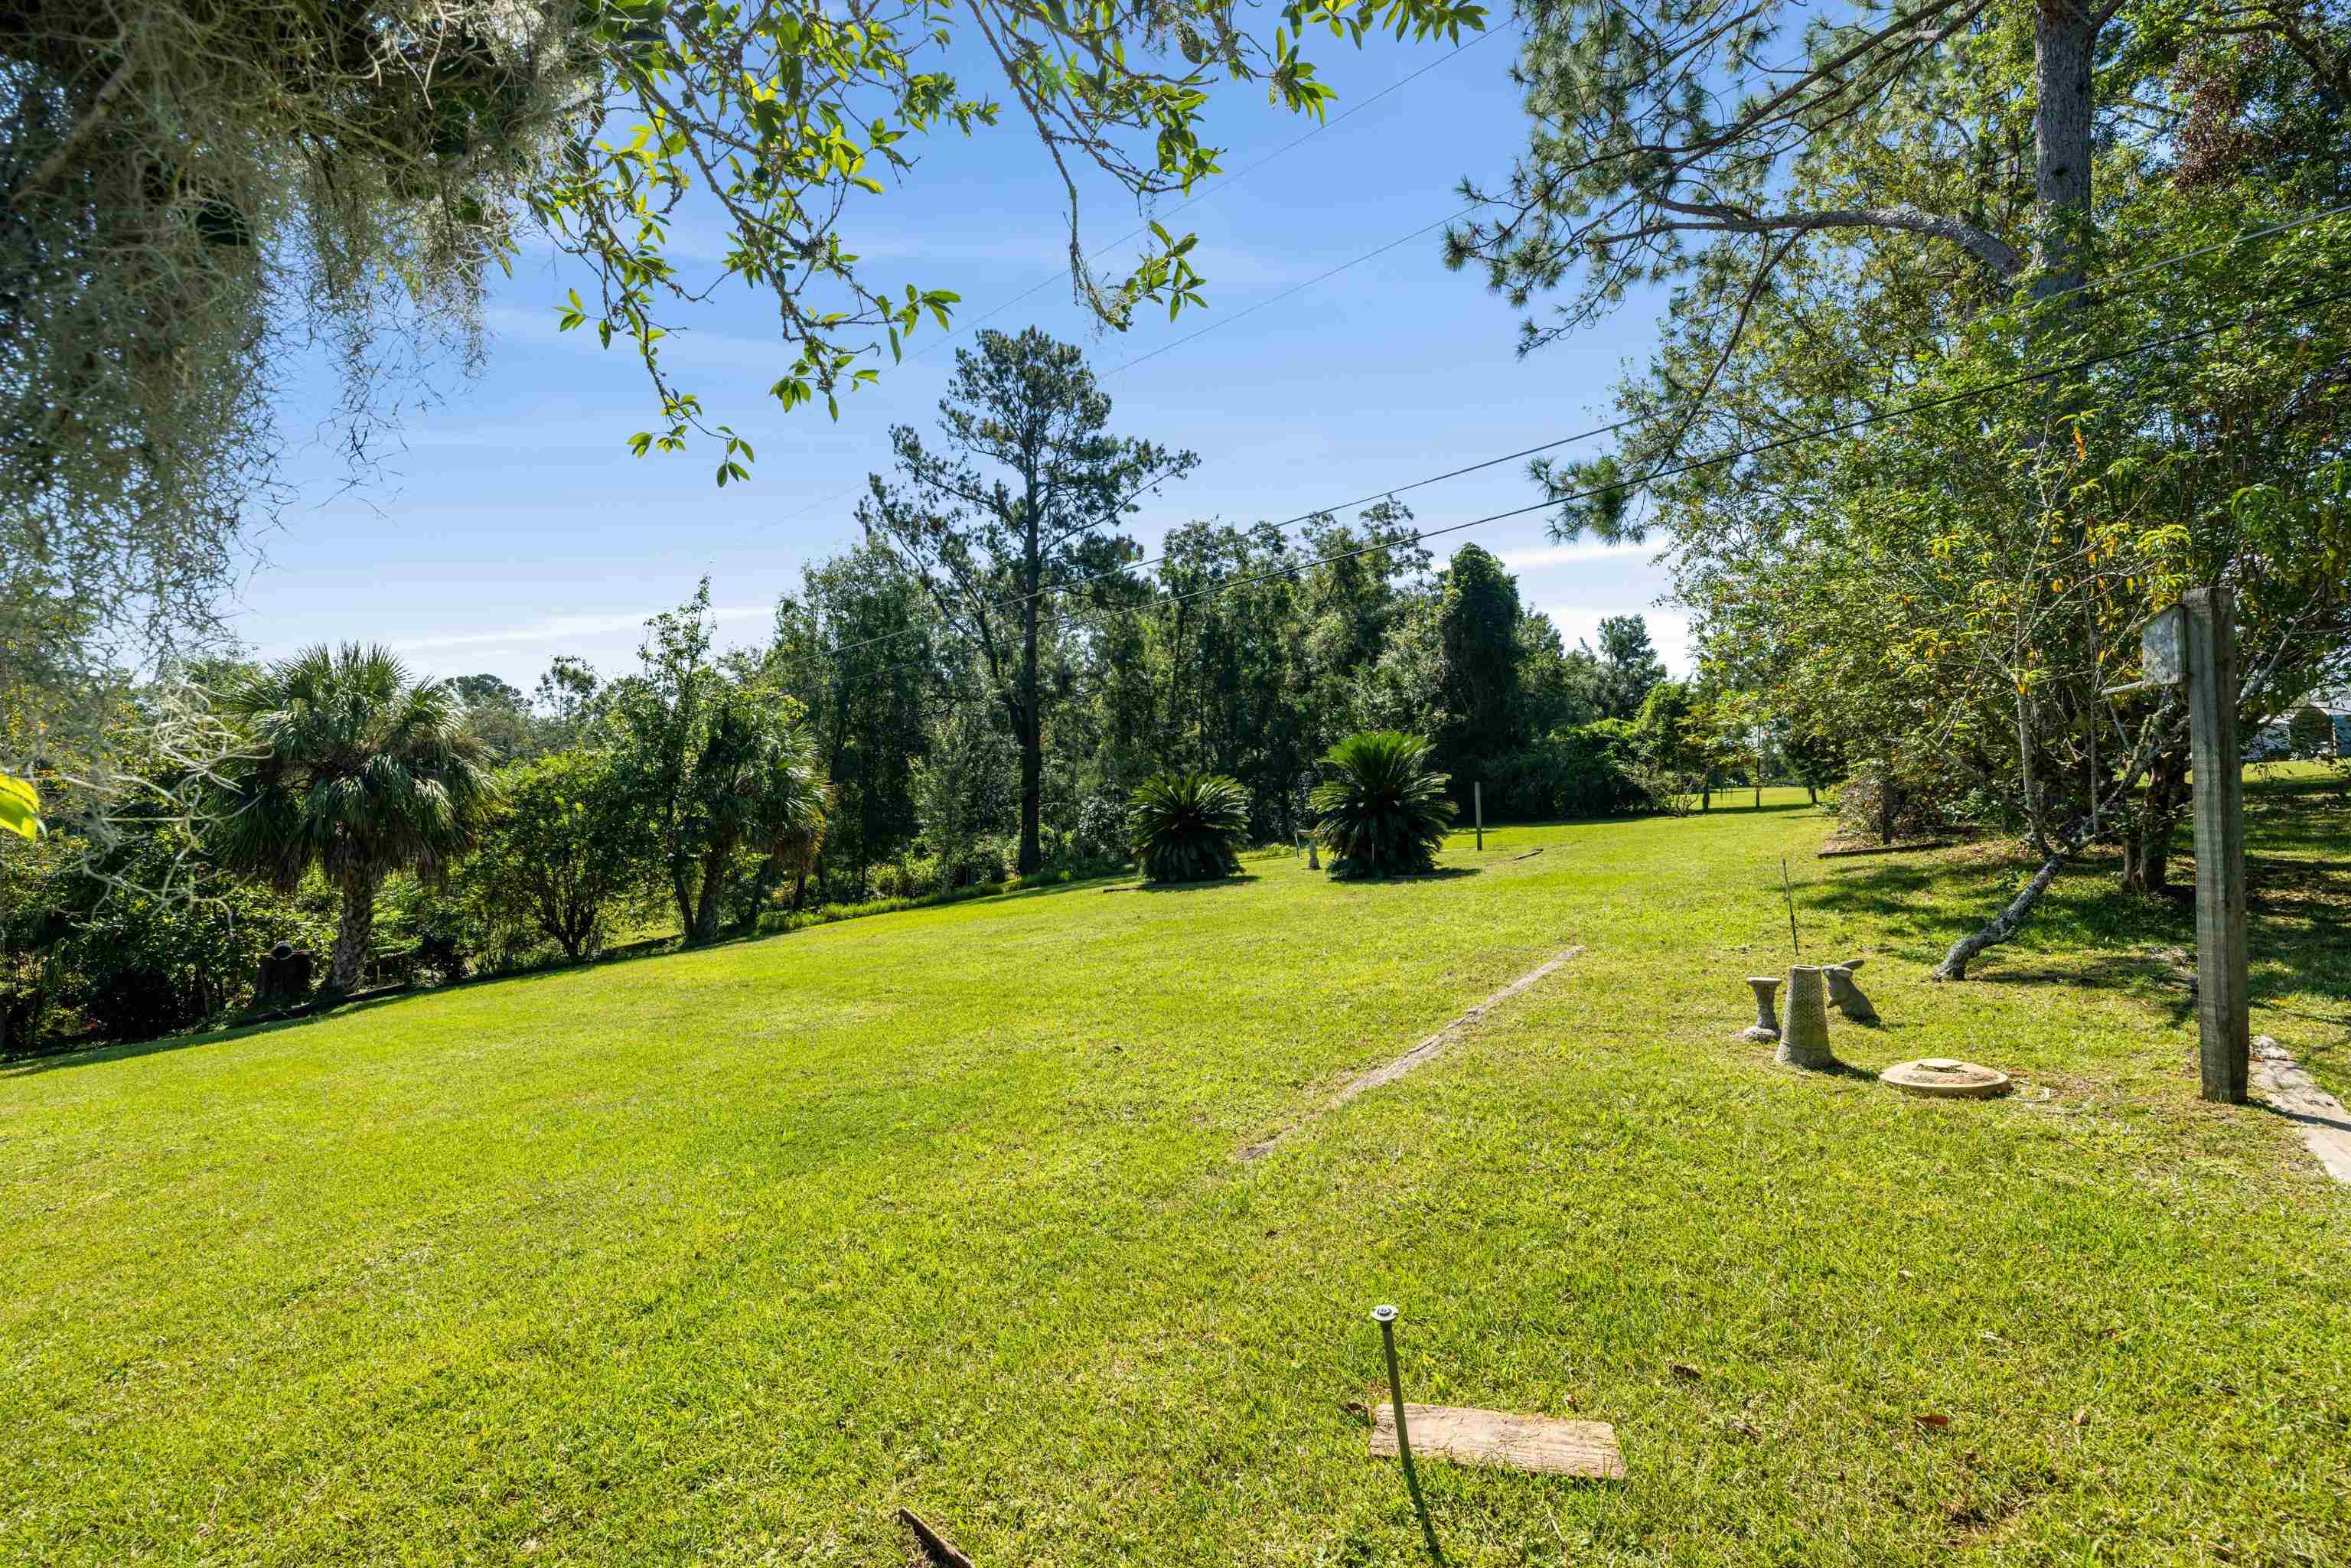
(737, 861), (780, 938)
(2121, 749), (2188, 895)
(2032, 0), (2097, 302)
(1017, 561), (1044, 877)
(670, 863), (696, 947)
(2120, 830), (2170, 895)
(1932, 846), (2072, 980)
(1933, 788), (2124, 977)
(690, 847), (730, 945)
(328, 866), (380, 995)
(1806, 784), (1818, 805)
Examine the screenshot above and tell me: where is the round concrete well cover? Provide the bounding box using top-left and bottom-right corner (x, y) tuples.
(1883, 1058), (2011, 1099)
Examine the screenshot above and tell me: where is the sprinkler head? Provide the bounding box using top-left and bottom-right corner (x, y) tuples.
(1371, 1304), (1400, 1324)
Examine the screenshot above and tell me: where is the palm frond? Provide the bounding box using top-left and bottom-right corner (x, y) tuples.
(1309, 732), (1454, 879)
(1127, 771), (1249, 884)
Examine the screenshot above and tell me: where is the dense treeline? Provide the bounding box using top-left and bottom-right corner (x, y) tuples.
(0, 328), (1709, 1052)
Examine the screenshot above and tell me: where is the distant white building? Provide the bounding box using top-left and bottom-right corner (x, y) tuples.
(2250, 689), (2349, 760)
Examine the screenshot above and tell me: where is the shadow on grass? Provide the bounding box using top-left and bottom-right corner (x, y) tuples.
(1127, 874), (1264, 895)
(4, 868), (1140, 1077)
(1808, 771), (2351, 1034)
(1787, 1059), (1882, 1083)
(2, 1011), (313, 1077)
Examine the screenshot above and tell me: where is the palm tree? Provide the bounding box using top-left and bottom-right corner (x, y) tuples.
(1127, 771), (1249, 884)
(1310, 731), (1456, 879)
(216, 645), (495, 996)
(690, 692), (830, 944)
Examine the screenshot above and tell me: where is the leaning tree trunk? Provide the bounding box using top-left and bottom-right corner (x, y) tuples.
(1932, 794), (2111, 979)
(328, 866), (380, 995)
(1932, 847), (2073, 980)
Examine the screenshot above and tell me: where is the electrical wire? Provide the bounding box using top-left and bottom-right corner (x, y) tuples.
(788, 201), (2351, 670)
(759, 24), (1519, 534)
(794, 277), (2351, 697)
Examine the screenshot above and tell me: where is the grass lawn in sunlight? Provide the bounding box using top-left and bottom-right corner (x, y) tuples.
(4, 783), (2346, 1565)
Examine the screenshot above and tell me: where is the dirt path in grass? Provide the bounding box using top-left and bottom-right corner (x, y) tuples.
(1237, 944), (1585, 1161)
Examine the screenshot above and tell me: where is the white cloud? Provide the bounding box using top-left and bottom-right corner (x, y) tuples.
(389, 602), (769, 654)
(1533, 605), (1694, 675)
(1497, 540), (1652, 570)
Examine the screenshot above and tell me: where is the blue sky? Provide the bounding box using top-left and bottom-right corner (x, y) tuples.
(239, 23), (1684, 693)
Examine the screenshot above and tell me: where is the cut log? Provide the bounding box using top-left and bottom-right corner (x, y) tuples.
(1369, 1402), (1625, 1481)
(898, 1508), (975, 1568)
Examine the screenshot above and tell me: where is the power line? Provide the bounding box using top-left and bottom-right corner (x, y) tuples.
(939, 24), (1518, 361)
(1101, 204), (1482, 380)
(823, 414), (1637, 662)
(791, 200), (2351, 670)
(761, 24), (1518, 535)
(800, 278), (2351, 697)
(766, 193), (2351, 597)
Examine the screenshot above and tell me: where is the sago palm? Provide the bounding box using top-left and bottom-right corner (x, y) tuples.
(1127, 771), (1249, 884)
(215, 645), (495, 995)
(1309, 731), (1454, 878)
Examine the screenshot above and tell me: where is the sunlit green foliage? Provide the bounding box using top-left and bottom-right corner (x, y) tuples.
(606, 582), (830, 945)
(464, 752), (660, 961)
(1127, 770), (1249, 883)
(1309, 729), (1454, 877)
(211, 645), (496, 995)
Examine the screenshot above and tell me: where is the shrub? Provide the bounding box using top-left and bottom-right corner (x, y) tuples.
(1310, 732), (1456, 878)
(458, 751), (660, 962)
(1829, 764), (1961, 844)
(1486, 724), (1648, 820)
(1127, 771), (1250, 884)
(1071, 791), (1130, 860)
(0, 823), (335, 1051)
(942, 836), (1012, 889)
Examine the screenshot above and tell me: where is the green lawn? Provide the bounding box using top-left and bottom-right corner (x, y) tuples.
(5, 789), (2347, 1565)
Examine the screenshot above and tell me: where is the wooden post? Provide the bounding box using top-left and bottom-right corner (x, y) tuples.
(1474, 781), (1483, 851)
(2183, 585), (2248, 1103)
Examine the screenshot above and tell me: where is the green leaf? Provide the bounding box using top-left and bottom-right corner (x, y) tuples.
(0, 774), (41, 841)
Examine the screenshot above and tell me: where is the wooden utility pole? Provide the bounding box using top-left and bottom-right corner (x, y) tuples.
(1473, 781), (1483, 851)
(2183, 586), (2249, 1103)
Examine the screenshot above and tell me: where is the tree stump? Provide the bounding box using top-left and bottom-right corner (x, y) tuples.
(1777, 965), (1837, 1069)
(253, 942), (317, 1009)
(1740, 976), (1782, 1041)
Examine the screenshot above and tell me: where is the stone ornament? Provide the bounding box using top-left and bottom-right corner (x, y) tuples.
(1740, 976), (1782, 1041)
(1777, 965), (1837, 1070)
(1823, 958), (1879, 1023)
